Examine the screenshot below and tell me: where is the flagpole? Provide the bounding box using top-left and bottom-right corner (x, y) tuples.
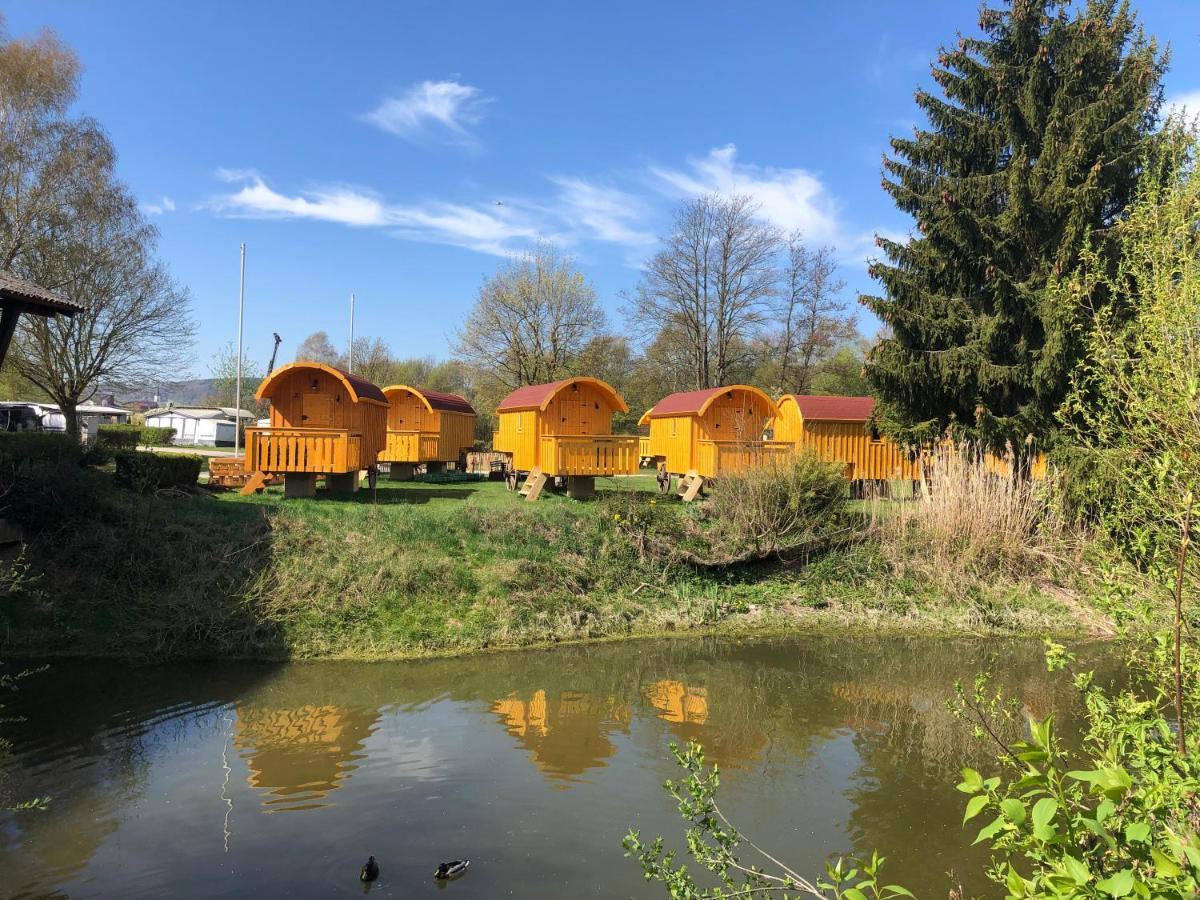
(348, 293), (356, 373)
(234, 243), (246, 457)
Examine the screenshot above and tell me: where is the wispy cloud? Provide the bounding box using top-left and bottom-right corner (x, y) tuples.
(547, 176), (656, 246)
(362, 80), (491, 147)
(142, 196), (176, 216)
(650, 144), (842, 243)
(206, 170), (539, 255)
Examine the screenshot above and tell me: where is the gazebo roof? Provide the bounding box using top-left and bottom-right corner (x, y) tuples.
(496, 377), (628, 413)
(382, 385), (475, 415)
(783, 394), (876, 422)
(256, 362), (388, 406)
(0, 270), (83, 316)
(645, 385), (777, 419)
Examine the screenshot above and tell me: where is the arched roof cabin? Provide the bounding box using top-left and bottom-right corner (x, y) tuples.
(493, 377), (638, 477)
(643, 385), (788, 478)
(773, 394), (917, 481)
(247, 363), (388, 485)
(380, 385), (476, 466)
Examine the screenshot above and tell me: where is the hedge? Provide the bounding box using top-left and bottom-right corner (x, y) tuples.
(96, 424), (140, 450)
(0, 432), (83, 467)
(139, 426), (176, 447)
(113, 451), (202, 492)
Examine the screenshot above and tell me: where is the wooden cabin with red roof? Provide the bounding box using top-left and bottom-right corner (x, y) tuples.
(492, 377), (639, 500)
(640, 385), (789, 499)
(379, 385), (476, 480)
(773, 394), (918, 482)
(245, 362), (388, 497)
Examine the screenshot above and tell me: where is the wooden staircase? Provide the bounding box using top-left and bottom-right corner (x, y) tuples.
(519, 467), (548, 502)
(676, 470), (705, 502)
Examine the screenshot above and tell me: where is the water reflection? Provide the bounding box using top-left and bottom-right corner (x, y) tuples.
(491, 689), (629, 784)
(234, 703), (378, 811)
(0, 637), (1112, 898)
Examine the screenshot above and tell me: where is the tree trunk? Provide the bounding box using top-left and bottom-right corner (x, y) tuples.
(61, 399), (81, 444)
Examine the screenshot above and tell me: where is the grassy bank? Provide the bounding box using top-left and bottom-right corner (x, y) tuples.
(0, 458), (1107, 660)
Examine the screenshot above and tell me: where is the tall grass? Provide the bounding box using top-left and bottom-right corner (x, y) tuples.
(875, 444), (1071, 584)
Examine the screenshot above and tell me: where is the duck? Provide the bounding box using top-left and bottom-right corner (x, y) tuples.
(434, 860), (469, 880)
(360, 856), (379, 882)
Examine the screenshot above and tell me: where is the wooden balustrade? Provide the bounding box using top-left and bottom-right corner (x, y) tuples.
(540, 434), (640, 477)
(245, 427), (366, 474)
(383, 430), (441, 462)
(697, 439), (793, 478)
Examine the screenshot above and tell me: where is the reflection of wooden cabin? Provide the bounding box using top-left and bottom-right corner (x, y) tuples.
(643, 680), (768, 769)
(493, 377), (639, 501)
(234, 703), (379, 812)
(379, 385), (476, 480)
(773, 395), (918, 482)
(640, 386), (789, 500)
(491, 689), (630, 784)
(246, 362), (388, 497)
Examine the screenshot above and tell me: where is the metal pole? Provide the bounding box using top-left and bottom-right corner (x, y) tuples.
(348, 293), (355, 373)
(234, 243), (245, 457)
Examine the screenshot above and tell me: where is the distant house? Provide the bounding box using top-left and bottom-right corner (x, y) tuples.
(143, 405), (255, 447)
(1, 402), (130, 440)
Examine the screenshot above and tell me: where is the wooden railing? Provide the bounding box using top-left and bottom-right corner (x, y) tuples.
(540, 434), (640, 477)
(245, 427), (365, 474)
(697, 439), (793, 478)
(382, 430), (440, 462)
(639, 436), (652, 459)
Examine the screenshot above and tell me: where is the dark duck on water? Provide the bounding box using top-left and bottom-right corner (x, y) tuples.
(360, 856), (379, 882)
(434, 860), (469, 880)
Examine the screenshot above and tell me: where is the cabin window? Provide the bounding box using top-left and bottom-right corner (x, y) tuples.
(670, 419), (677, 437)
(869, 425), (882, 443)
(516, 416), (523, 433)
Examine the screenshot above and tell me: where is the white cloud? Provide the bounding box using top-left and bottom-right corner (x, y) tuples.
(363, 80), (490, 146)
(142, 196), (176, 216)
(547, 176), (656, 246)
(650, 144), (842, 243)
(1164, 89), (1200, 120)
(207, 170), (541, 255)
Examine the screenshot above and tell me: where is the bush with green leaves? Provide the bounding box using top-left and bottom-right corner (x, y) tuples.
(0, 432), (82, 468)
(96, 424), (140, 451)
(625, 741), (912, 899)
(113, 451), (202, 492)
(949, 637), (1199, 896)
(138, 426), (175, 446)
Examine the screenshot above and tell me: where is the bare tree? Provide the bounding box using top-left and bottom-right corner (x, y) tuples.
(770, 235), (855, 395)
(454, 243), (604, 388)
(12, 198), (194, 438)
(294, 331), (339, 365)
(337, 336), (394, 386)
(0, 18), (193, 438)
(629, 195), (778, 389)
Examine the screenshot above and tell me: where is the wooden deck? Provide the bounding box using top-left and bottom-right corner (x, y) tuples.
(696, 439), (793, 478)
(244, 427), (369, 474)
(539, 435), (640, 477)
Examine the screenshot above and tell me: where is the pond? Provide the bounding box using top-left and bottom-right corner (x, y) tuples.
(0, 636), (1099, 898)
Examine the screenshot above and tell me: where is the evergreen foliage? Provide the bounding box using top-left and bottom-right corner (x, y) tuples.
(862, 0), (1163, 455)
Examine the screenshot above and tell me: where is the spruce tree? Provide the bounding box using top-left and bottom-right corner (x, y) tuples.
(861, 0), (1163, 456)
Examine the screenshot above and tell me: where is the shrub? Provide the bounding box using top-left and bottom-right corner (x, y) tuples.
(139, 426), (176, 447)
(705, 452), (848, 559)
(0, 432), (82, 468)
(113, 451), (202, 492)
(96, 424), (140, 451)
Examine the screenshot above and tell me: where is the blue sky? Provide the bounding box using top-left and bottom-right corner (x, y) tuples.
(7, 1), (1200, 377)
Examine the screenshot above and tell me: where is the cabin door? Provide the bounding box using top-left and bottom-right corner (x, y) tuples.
(560, 398), (594, 435)
(301, 392), (335, 427)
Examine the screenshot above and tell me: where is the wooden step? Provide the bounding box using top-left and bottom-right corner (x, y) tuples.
(519, 468), (547, 502)
(238, 471), (270, 496)
(676, 470), (705, 503)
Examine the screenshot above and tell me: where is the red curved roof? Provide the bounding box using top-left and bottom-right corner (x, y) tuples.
(646, 385), (776, 418)
(786, 394), (875, 422)
(496, 377), (628, 413)
(257, 362), (388, 405)
(418, 387), (475, 415)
